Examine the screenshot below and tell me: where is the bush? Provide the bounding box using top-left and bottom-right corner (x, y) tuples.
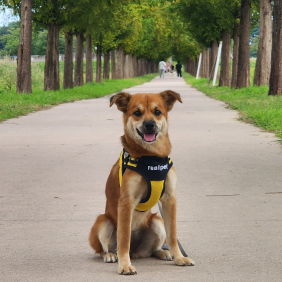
(0, 61), (17, 91)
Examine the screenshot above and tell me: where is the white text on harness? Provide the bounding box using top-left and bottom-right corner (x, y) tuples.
(148, 164), (168, 171)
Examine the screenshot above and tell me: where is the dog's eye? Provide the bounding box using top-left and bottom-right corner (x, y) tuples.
(133, 110), (142, 117)
(155, 110), (162, 116)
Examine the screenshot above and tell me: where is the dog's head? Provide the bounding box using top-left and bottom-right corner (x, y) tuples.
(110, 90), (182, 156)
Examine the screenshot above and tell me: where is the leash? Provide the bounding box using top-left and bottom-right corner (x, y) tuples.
(158, 201), (188, 257)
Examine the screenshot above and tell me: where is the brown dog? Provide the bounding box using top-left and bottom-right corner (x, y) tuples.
(89, 90), (194, 275)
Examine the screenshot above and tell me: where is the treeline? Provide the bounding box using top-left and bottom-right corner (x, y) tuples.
(0, 0), (174, 93)
(1, 0), (281, 96)
(0, 22), (66, 56)
(174, 0), (282, 95)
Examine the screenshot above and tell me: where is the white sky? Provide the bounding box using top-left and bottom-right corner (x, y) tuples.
(0, 7), (19, 27)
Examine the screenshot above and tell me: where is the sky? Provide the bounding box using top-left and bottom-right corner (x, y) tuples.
(0, 7), (19, 27)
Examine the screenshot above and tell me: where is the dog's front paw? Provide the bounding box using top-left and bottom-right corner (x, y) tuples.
(118, 264), (137, 275)
(174, 257), (194, 266)
(103, 252), (118, 263)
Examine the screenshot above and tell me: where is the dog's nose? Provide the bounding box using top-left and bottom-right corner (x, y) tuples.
(143, 121), (156, 132)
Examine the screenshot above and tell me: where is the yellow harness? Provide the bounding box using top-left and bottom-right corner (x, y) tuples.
(119, 150), (172, 212)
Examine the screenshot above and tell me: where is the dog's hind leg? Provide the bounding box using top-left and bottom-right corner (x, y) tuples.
(130, 214), (172, 260)
(89, 214), (117, 263)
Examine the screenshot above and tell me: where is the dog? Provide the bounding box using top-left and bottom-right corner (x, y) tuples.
(89, 90), (194, 275)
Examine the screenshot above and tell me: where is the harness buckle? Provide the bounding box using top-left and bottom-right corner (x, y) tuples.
(129, 157), (138, 164)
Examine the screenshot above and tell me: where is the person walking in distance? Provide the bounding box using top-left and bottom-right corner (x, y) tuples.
(159, 59), (166, 79)
(170, 64), (175, 77)
(176, 61), (182, 77)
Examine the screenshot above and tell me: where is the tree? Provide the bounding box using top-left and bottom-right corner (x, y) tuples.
(85, 33), (93, 83)
(268, 0), (282, 96)
(0, 24), (20, 55)
(231, 24), (240, 88)
(111, 50), (117, 79)
(254, 0), (272, 86)
(17, 0), (32, 93)
(0, 21), (19, 53)
(74, 32), (84, 86)
(219, 30), (231, 86)
(236, 0), (251, 88)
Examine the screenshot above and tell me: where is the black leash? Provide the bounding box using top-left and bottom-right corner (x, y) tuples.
(157, 201), (188, 257)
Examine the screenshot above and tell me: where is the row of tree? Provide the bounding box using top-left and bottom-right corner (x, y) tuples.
(1, 0), (281, 95)
(1, 0), (174, 93)
(173, 0), (281, 96)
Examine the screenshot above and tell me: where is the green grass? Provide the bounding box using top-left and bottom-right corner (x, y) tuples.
(182, 72), (282, 140)
(0, 61), (157, 121)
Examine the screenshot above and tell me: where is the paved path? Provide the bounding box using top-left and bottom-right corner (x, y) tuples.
(1, 73), (282, 281)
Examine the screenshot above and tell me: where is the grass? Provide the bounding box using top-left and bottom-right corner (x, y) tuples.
(182, 70), (282, 140)
(0, 61), (157, 121)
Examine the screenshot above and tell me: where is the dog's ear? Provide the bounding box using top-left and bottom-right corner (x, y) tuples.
(109, 92), (132, 113)
(160, 90), (182, 111)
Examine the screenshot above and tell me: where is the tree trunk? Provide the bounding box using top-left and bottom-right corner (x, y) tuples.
(231, 25), (240, 88)
(200, 48), (210, 78)
(123, 55), (129, 78)
(44, 24), (60, 91)
(17, 0), (32, 93)
(117, 46), (124, 79)
(123, 54), (127, 78)
(219, 30), (231, 87)
(210, 40), (218, 80)
(254, 0), (272, 86)
(110, 50), (117, 79)
(206, 49), (210, 78)
(133, 56), (138, 77)
(63, 31), (73, 89)
(128, 54), (133, 78)
(96, 44), (102, 83)
(200, 48), (205, 77)
(236, 0), (251, 88)
(86, 34), (93, 83)
(74, 33), (84, 86)
(103, 51), (110, 79)
(268, 0), (282, 95)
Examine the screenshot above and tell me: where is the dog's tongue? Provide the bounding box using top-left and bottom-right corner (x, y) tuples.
(144, 133), (155, 142)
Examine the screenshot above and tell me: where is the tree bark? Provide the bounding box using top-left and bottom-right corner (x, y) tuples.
(123, 55), (129, 78)
(201, 48), (210, 78)
(268, 0), (282, 95)
(219, 30), (231, 87)
(44, 24), (60, 91)
(254, 0), (272, 86)
(110, 50), (117, 79)
(63, 31), (73, 89)
(128, 54), (134, 78)
(236, 0), (251, 88)
(210, 40), (218, 80)
(200, 48), (206, 77)
(74, 33), (84, 87)
(86, 34), (93, 83)
(17, 0), (32, 93)
(123, 54), (127, 78)
(231, 25), (240, 88)
(117, 46), (124, 79)
(96, 44), (102, 83)
(103, 51), (110, 79)
(133, 56), (138, 77)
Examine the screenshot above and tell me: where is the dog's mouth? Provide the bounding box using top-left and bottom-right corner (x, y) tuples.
(136, 129), (158, 142)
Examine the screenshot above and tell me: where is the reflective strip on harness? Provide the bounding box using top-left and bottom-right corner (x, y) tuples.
(135, 180), (164, 211)
(119, 151), (123, 187)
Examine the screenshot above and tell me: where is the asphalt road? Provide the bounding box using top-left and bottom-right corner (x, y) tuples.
(1, 73), (282, 281)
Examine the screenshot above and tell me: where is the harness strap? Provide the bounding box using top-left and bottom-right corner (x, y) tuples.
(119, 150), (172, 212)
